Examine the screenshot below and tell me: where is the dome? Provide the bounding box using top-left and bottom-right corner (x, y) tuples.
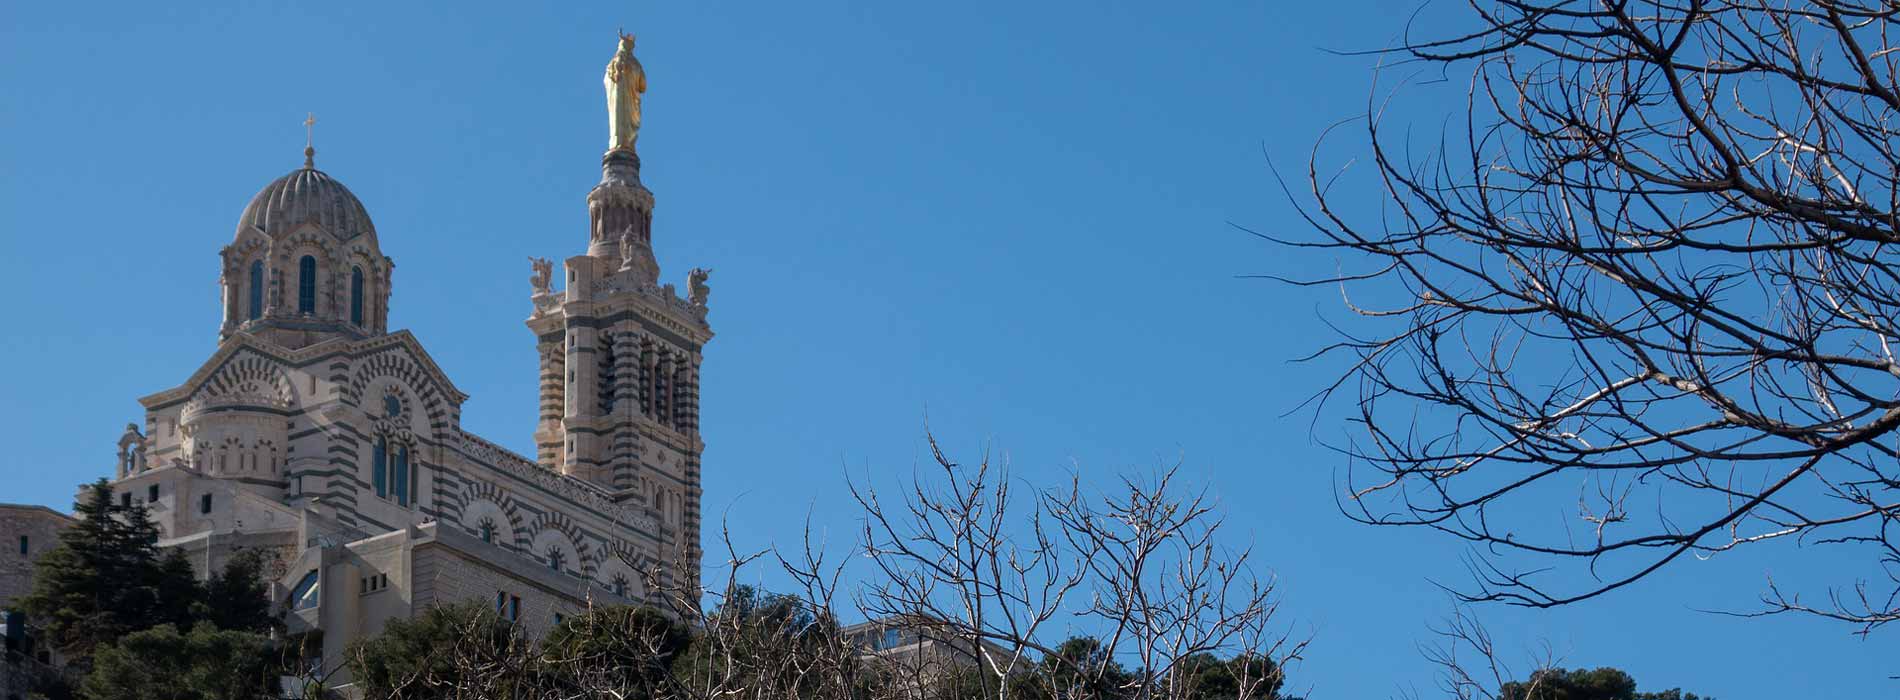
(235, 161), (376, 242)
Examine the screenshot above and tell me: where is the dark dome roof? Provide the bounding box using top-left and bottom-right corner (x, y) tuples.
(235, 165), (376, 242)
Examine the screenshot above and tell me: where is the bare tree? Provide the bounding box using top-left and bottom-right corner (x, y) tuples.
(1403, 605), (1712, 700)
(853, 435), (1306, 700)
(1278, 0), (1900, 635)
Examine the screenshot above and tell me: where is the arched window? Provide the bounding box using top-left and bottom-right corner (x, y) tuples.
(478, 517), (497, 544)
(546, 546), (566, 572)
(610, 574), (629, 597)
(247, 261), (264, 320)
(350, 266), (365, 326)
(372, 435), (388, 498)
(393, 444), (411, 507)
(297, 255), (317, 314)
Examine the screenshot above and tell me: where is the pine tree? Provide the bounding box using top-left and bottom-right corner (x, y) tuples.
(197, 549), (277, 634)
(16, 480), (201, 661)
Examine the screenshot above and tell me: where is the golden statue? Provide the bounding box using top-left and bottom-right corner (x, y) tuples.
(605, 32), (646, 152)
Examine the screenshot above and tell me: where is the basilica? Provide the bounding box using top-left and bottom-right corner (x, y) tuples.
(93, 33), (707, 676)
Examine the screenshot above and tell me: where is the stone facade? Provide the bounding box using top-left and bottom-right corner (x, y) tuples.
(1, 504), (72, 700)
(53, 39), (714, 686)
(0, 505), (73, 613)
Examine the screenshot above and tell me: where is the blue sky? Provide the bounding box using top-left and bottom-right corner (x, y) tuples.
(2, 1), (1890, 697)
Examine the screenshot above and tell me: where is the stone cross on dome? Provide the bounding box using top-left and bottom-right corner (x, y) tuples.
(303, 112), (317, 168)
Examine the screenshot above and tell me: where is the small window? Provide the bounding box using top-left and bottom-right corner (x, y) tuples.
(509, 595), (521, 622)
(553, 612), (565, 625)
(610, 574), (629, 597)
(200, 493), (212, 514)
(120, 492), (132, 508)
(17, 535), (27, 556)
(495, 591), (507, 614)
(546, 547), (565, 572)
(882, 628), (900, 650)
(384, 395), (401, 418)
(147, 484), (159, 502)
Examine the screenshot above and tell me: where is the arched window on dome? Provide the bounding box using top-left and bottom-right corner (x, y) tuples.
(350, 266), (365, 326)
(297, 255), (317, 314)
(247, 261), (264, 320)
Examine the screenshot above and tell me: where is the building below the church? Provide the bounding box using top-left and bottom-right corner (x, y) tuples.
(1, 33), (711, 687)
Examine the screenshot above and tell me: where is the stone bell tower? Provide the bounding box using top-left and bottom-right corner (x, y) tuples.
(524, 33), (709, 587)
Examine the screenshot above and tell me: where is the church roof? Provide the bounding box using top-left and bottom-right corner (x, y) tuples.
(235, 160), (376, 242)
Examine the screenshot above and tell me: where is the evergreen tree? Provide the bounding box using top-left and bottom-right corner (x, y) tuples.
(1172, 651), (1286, 700)
(196, 549), (277, 635)
(18, 480), (198, 660)
(1010, 637), (1136, 700)
(80, 623), (281, 700)
(1500, 667), (1711, 700)
(154, 549), (204, 633)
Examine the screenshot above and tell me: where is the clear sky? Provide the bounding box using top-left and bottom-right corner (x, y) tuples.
(2, 1), (1889, 697)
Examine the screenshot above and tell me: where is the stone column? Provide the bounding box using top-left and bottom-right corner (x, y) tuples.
(638, 338), (657, 419)
(262, 247), (282, 317)
(375, 261), (393, 334)
(654, 350), (673, 429)
(220, 273), (239, 334)
(562, 320), (598, 478)
(533, 338), (566, 469)
(673, 356), (699, 433)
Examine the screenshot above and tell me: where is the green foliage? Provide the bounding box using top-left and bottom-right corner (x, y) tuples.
(1171, 651), (1285, 700)
(79, 623), (281, 700)
(345, 601), (529, 699)
(1500, 667), (1711, 700)
(1015, 636), (1136, 700)
(17, 480), (201, 660)
(542, 605), (691, 699)
(195, 549), (279, 635)
(924, 638), (1295, 700)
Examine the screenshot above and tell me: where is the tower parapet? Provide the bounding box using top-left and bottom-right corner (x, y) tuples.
(587, 150), (658, 280)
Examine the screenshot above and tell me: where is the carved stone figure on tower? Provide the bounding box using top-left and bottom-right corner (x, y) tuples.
(605, 32), (646, 152)
(688, 267), (712, 306)
(529, 257), (553, 294)
(619, 227), (638, 270)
